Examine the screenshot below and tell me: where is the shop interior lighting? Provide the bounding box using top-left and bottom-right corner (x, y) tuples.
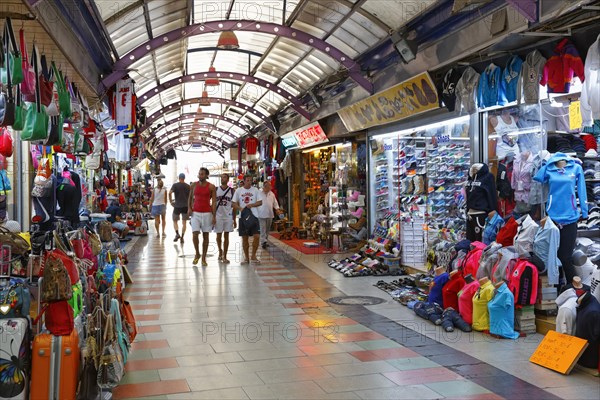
(217, 31), (240, 50)
(374, 115), (470, 140)
(301, 144), (334, 154)
(205, 66), (220, 86)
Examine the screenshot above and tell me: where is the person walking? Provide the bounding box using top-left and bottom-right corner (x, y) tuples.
(169, 173), (191, 243)
(215, 173), (236, 263)
(257, 181), (280, 249)
(232, 175), (262, 264)
(188, 167), (217, 266)
(149, 178), (167, 237)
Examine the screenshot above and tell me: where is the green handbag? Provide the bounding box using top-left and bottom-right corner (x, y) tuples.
(12, 86), (25, 131)
(68, 281), (83, 317)
(21, 46), (48, 141)
(51, 61), (71, 119)
(0, 18), (23, 86)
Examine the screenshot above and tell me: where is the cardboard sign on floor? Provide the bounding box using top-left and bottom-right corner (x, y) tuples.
(529, 330), (588, 374)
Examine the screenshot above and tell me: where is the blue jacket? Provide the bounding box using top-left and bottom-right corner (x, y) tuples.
(533, 153), (588, 224)
(488, 283), (519, 339)
(482, 212), (504, 245)
(478, 63), (504, 109)
(428, 272), (450, 307)
(501, 56), (524, 104)
(533, 217), (561, 285)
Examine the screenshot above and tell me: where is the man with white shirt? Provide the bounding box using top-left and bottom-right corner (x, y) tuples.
(257, 181), (280, 249)
(232, 175), (262, 264)
(215, 173), (236, 263)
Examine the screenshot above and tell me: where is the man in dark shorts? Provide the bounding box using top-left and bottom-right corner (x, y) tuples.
(169, 173), (191, 243)
(232, 175), (262, 264)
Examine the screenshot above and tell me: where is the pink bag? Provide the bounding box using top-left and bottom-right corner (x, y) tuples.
(19, 29), (36, 96)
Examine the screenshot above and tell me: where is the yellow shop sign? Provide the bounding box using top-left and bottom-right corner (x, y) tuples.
(337, 72), (439, 131)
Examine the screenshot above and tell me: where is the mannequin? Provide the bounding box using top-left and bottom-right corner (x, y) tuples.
(575, 292), (600, 370)
(556, 285), (579, 335)
(488, 280), (520, 339)
(429, 267), (450, 307)
(472, 277), (495, 331)
(442, 270), (466, 311)
(466, 163), (497, 242)
(534, 152), (588, 285)
(572, 250), (596, 286)
(496, 153), (516, 217)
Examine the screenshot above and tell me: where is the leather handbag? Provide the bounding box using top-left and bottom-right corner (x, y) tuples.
(51, 61), (71, 119)
(97, 314), (124, 389)
(77, 336), (99, 400)
(40, 253), (73, 302)
(0, 25), (16, 128)
(0, 226), (29, 255)
(0, 18), (23, 86)
(44, 114), (63, 146)
(19, 28), (35, 95)
(0, 127), (13, 157)
(23, 53), (54, 107)
(21, 45), (49, 141)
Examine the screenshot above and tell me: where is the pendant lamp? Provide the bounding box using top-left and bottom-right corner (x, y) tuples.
(217, 31), (239, 50)
(205, 66), (220, 86)
(199, 90), (211, 106)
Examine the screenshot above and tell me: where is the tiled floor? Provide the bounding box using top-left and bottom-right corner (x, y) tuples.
(113, 233), (599, 399)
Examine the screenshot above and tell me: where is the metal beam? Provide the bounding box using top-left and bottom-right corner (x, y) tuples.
(187, 47), (263, 58)
(142, 113), (250, 135)
(157, 131), (226, 147)
(137, 71), (311, 120)
(145, 97), (274, 129)
(99, 19), (372, 94)
(159, 136), (223, 151)
(161, 140), (223, 153)
(149, 122), (239, 142)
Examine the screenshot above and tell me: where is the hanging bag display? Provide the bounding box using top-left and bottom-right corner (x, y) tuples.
(0, 127), (13, 157)
(0, 17), (23, 86)
(96, 314), (124, 389)
(19, 27), (35, 95)
(40, 253), (73, 302)
(32, 153), (53, 198)
(21, 45), (49, 141)
(0, 226), (29, 255)
(66, 79), (81, 124)
(45, 114), (63, 146)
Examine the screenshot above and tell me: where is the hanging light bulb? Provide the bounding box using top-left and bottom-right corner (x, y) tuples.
(205, 66), (220, 86)
(199, 89), (211, 106)
(217, 31), (239, 49)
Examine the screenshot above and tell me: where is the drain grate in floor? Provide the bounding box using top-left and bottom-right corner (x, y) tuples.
(327, 296), (386, 306)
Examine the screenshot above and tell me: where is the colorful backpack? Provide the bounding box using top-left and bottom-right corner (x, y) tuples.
(507, 259), (539, 305)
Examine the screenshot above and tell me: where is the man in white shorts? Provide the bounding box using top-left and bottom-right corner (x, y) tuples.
(215, 173), (236, 263)
(187, 167), (217, 266)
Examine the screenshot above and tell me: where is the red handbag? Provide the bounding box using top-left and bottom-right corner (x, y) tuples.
(23, 53), (53, 106)
(44, 301), (74, 336)
(19, 28), (36, 96)
(0, 128), (13, 158)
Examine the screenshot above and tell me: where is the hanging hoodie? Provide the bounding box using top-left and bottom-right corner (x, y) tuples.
(466, 163), (497, 213)
(555, 288), (578, 335)
(533, 217), (561, 285)
(478, 63), (504, 109)
(511, 151), (535, 203)
(580, 34), (600, 127)
(437, 68), (462, 112)
(455, 67), (481, 115)
(513, 215), (539, 257)
(533, 152), (588, 225)
(520, 50), (547, 104)
(488, 282), (520, 339)
(575, 292), (600, 369)
(540, 38), (585, 94)
(501, 56), (523, 104)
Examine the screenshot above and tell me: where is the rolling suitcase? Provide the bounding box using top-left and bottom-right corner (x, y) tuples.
(30, 329), (80, 400)
(0, 318), (31, 400)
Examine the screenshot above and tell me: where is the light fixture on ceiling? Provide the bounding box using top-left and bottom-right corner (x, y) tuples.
(391, 30), (418, 64)
(206, 66), (220, 86)
(199, 89), (211, 106)
(217, 31), (239, 50)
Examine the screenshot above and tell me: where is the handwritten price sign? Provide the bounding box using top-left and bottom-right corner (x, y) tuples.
(529, 330), (588, 374)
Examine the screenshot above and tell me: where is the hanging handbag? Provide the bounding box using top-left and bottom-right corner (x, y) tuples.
(23, 53), (54, 107)
(19, 28), (35, 95)
(110, 298), (130, 364)
(45, 114), (63, 146)
(40, 253), (73, 302)
(52, 61), (71, 119)
(0, 169), (11, 191)
(0, 127), (13, 157)
(32, 155), (53, 198)
(12, 85), (25, 131)
(0, 18), (23, 86)
(0, 26), (16, 128)
(120, 298), (137, 343)
(96, 314), (124, 389)
(77, 336), (99, 400)
(43, 300), (74, 335)
(66, 79), (81, 124)
(0, 188), (6, 221)
(21, 45), (48, 141)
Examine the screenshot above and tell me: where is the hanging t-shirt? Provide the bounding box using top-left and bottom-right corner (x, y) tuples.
(116, 78), (134, 128)
(488, 282), (520, 339)
(428, 272), (450, 307)
(437, 68), (462, 112)
(458, 280), (480, 325)
(472, 280), (495, 331)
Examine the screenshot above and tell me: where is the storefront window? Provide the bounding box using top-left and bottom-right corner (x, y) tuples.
(369, 115), (472, 269)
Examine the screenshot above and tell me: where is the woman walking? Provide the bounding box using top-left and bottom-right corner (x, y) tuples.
(150, 178), (168, 237)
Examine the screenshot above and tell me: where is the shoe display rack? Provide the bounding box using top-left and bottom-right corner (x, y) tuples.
(579, 154), (600, 237)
